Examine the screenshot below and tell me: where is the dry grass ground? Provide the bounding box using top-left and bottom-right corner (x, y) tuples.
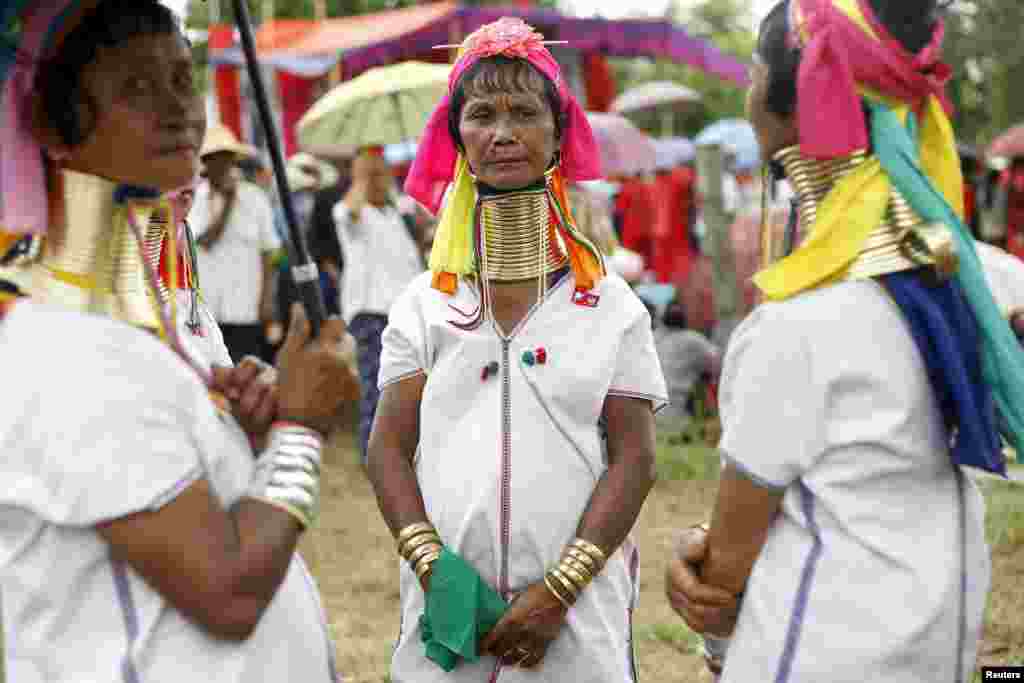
(311, 426), (1023, 683)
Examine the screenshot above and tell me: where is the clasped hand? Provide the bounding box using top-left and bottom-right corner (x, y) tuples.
(211, 304), (359, 446)
(664, 526), (739, 637)
(479, 581), (568, 670)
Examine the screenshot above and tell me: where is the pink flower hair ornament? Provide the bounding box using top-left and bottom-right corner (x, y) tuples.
(442, 16), (551, 61)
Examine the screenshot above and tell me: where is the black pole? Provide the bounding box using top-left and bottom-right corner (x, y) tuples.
(231, 0), (325, 336)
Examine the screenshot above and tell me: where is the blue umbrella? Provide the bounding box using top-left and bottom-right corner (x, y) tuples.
(634, 283), (678, 309)
(695, 118), (761, 172)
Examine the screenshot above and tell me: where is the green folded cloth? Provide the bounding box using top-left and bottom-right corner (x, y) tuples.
(419, 549), (509, 671)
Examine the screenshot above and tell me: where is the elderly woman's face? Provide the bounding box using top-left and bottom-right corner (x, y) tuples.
(56, 32), (203, 192)
(458, 78), (558, 190)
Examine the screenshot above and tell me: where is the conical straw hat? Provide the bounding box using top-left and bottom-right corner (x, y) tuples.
(200, 123), (259, 160)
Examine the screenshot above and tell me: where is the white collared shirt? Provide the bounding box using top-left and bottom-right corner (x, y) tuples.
(333, 200), (423, 323)
(191, 181), (280, 325)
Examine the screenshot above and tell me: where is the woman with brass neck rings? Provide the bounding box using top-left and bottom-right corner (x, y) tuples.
(664, 0), (1024, 680)
(368, 18), (667, 682)
(0, 1), (355, 680)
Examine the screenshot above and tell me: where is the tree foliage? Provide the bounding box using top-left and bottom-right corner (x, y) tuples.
(943, 1), (1024, 147)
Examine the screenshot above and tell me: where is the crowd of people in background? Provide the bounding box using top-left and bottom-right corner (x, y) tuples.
(182, 101), (1024, 454)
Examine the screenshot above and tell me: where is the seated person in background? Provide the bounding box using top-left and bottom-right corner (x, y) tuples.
(654, 303), (721, 433)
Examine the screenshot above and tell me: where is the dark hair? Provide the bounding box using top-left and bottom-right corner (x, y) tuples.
(448, 55), (565, 152)
(36, 0), (185, 146)
(756, 0), (943, 117)
(662, 302), (688, 330)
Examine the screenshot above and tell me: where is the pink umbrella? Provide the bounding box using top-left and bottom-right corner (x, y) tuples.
(988, 124), (1024, 160)
(585, 112), (658, 177)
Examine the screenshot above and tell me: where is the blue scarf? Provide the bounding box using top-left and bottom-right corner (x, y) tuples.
(870, 101), (1013, 476)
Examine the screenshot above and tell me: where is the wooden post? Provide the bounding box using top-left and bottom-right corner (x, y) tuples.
(695, 144), (741, 343)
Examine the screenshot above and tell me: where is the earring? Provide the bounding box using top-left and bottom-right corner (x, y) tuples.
(45, 148), (70, 162)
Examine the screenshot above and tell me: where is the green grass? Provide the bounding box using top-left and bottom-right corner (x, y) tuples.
(980, 478), (1024, 550)
(655, 434), (720, 482)
(634, 621), (703, 655)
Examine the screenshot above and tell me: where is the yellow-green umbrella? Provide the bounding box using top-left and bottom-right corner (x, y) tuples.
(297, 61), (451, 150)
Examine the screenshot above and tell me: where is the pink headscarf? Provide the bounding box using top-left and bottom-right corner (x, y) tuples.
(0, 1), (86, 235)
(791, 0), (952, 159)
(404, 17), (601, 215)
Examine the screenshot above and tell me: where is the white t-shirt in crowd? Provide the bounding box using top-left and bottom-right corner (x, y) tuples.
(192, 181), (280, 325)
(0, 303), (335, 683)
(717, 280), (989, 683)
(332, 200), (423, 324)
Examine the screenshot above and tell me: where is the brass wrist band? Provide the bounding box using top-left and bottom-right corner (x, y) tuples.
(400, 531), (441, 559)
(549, 568), (579, 604)
(544, 573), (574, 609)
(561, 556), (593, 584)
(559, 563), (589, 592)
(570, 538), (607, 570)
(415, 549), (442, 579)
(407, 540), (442, 566)
(565, 547), (597, 572)
(399, 527), (437, 551)
(397, 522), (435, 546)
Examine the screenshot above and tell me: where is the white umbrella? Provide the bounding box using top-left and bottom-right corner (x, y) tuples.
(611, 81), (702, 113)
(611, 81), (702, 136)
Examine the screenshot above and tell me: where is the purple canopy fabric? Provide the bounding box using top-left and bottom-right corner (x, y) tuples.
(209, 4), (750, 87)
